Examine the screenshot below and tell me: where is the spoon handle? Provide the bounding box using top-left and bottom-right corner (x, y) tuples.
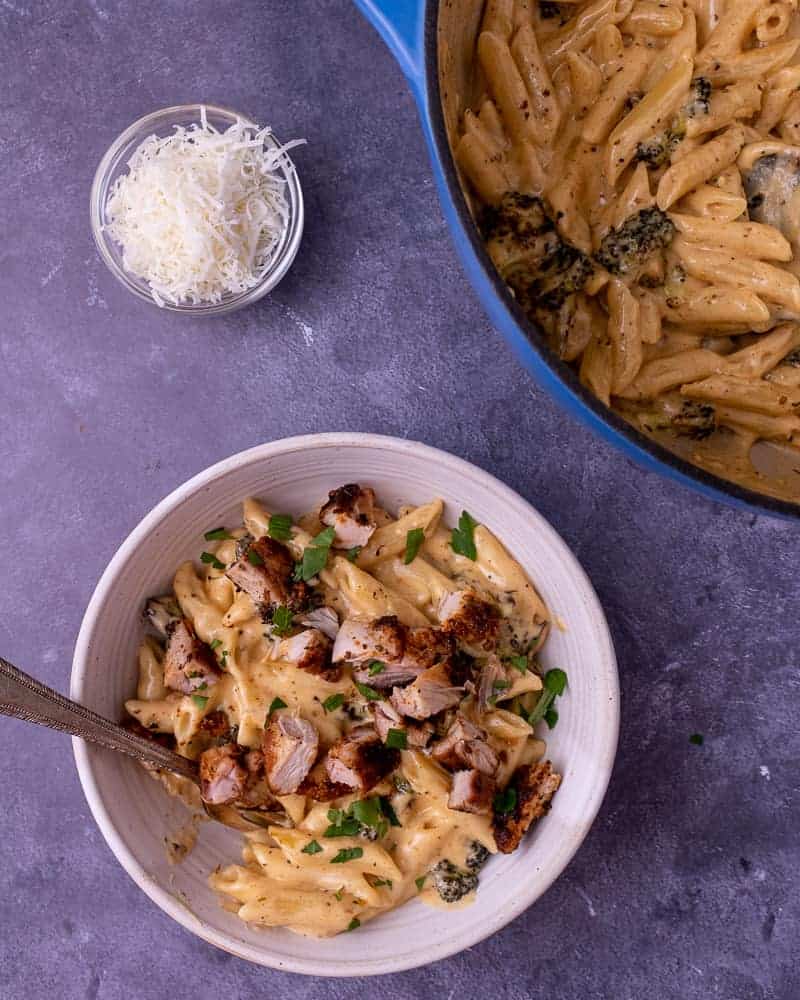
(0, 655), (198, 782)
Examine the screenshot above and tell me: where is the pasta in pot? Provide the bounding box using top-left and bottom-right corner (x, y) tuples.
(124, 486), (564, 937)
(453, 0), (800, 499)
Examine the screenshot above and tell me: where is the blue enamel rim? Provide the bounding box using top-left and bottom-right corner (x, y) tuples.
(354, 0), (800, 521)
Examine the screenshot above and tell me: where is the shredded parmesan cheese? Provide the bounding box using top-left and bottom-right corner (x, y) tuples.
(104, 108), (304, 306)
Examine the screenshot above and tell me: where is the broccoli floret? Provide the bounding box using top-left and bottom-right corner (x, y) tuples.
(635, 124), (686, 168)
(430, 860), (479, 903)
(484, 193), (594, 313)
(465, 841), (490, 873)
(639, 399), (717, 440)
(595, 207), (675, 276)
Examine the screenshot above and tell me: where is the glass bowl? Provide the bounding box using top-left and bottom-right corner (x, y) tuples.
(89, 104), (304, 316)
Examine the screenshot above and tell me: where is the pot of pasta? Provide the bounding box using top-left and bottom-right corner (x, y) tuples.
(357, 0), (800, 516)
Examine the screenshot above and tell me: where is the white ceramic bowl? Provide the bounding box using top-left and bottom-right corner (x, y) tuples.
(71, 433), (619, 976)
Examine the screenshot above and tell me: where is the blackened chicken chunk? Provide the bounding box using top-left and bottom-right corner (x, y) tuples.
(390, 661), (464, 720)
(431, 714), (499, 775)
(163, 618), (220, 695)
(333, 616), (405, 666)
(324, 727), (400, 792)
(320, 483), (378, 549)
(492, 761), (562, 854)
(199, 744), (246, 805)
(371, 700), (433, 748)
(225, 536), (308, 612)
(438, 590), (501, 652)
(448, 769), (496, 814)
(334, 617), (455, 689)
(278, 628), (338, 680)
(262, 714), (319, 794)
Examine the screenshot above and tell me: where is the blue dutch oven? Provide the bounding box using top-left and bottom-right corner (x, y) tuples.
(354, 0), (800, 520)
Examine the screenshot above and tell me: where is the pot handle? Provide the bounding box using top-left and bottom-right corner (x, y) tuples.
(353, 0), (426, 91)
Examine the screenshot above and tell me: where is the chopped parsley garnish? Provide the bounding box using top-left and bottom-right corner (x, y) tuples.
(346, 917), (361, 931)
(295, 526), (336, 582)
(403, 527), (425, 565)
(508, 655), (528, 674)
(204, 527), (233, 541)
(334, 889), (344, 901)
(267, 696), (287, 719)
(372, 878), (392, 888)
(488, 678), (511, 706)
(191, 694), (208, 710)
(386, 728), (407, 750)
(322, 692), (345, 713)
(351, 797), (383, 829)
(219, 649), (229, 669)
(525, 668), (568, 728)
(325, 799), (399, 839)
(355, 681), (383, 701)
(200, 551), (226, 571)
(324, 809), (361, 838)
(247, 548), (264, 566)
(689, 733), (704, 745)
(330, 847), (364, 864)
(394, 773), (413, 794)
(301, 840), (322, 855)
(415, 876), (426, 891)
(493, 787), (518, 815)
(345, 546), (361, 562)
(450, 510), (478, 560)
(380, 797), (401, 827)
(367, 660), (385, 676)
(271, 605), (293, 637)
(268, 513), (293, 541)
(210, 639), (222, 650)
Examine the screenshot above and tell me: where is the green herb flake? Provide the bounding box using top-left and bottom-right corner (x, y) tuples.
(544, 707), (559, 729)
(200, 551), (226, 571)
(301, 840), (323, 855)
(204, 527), (233, 541)
(346, 917), (361, 931)
(210, 639), (222, 650)
(345, 546), (362, 563)
(322, 693), (345, 713)
(268, 513), (293, 541)
(544, 668), (568, 696)
(191, 694), (208, 710)
(335, 889), (344, 901)
(367, 660), (386, 676)
(689, 733), (704, 745)
(380, 797), (401, 827)
(297, 526), (336, 582)
(450, 510), (479, 560)
(330, 847), (364, 864)
(247, 548), (265, 566)
(271, 606), (293, 637)
(267, 696), (287, 719)
(355, 681), (383, 702)
(403, 527), (425, 565)
(493, 787), (518, 815)
(372, 878), (392, 888)
(415, 876), (426, 891)
(324, 815), (361, 838)
(508, 655), (528, 674)
(351, 798), (383, 829)
(386, 728), (407, 750)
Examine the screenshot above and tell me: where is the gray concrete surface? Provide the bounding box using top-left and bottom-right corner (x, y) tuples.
(0, 2), (797, 997)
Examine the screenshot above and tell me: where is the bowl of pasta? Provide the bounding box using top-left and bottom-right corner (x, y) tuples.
(71, 432), (618, 975)
(356, 0), (800, 515)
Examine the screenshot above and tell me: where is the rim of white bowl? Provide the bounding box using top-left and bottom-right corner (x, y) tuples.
(71, 432), (620, 976)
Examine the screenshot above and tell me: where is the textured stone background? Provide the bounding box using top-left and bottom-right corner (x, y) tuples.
(1, 2), (798, 997)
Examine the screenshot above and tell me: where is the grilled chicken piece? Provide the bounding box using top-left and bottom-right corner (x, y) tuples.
(448, 769), (496, 815)
(477, 655), (513, 712)
(262, 714), (319, 794)
(163, 619), (220, 695)
(199, 744), (247, 805)
(438, 590), (501, 651)
(390, 661), (464, 720)
(332, 616), (405, 665)
(144, 595), (182, 637)
(297, 605), (340, 639)
(370, 701), (433, 748)
(431, 714), (499, 775)
(226, 536), (308, 612)
(336, 617), (454, 689)
(298, 768), (353, 802)
(198, 709), (235, 745)
(320, 483), (378, 549)
(324, 727), (400, 791)
(493, 761), (562, 853)
(278, 628), (338, 679)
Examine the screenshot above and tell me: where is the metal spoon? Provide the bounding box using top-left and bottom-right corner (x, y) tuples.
(0, 655), (284, 830)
